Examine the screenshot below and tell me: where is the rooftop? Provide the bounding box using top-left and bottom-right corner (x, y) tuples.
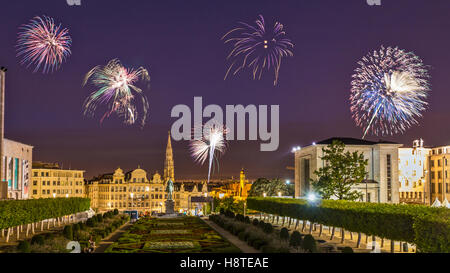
(316, 137), (399, 146)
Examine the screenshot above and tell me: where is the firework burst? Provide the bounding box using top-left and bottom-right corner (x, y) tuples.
(190, 121), (228, 183)
(350, 46), (430, 138)
(222, 15), (294, 85)
(17, 16), (72, 73)
(82, 59), (150, 127)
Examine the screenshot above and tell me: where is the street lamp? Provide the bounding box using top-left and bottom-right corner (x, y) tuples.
(263, 192), (267, 198)
(286, 180), (290, 185)
(291, 146), (301, 153)
(65, 194), (69, 198)
(278, 192), (282, 197)
(53, 193), (56, 198)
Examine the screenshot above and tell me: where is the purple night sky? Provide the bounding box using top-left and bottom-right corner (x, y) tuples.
(1, 0), (450, 180)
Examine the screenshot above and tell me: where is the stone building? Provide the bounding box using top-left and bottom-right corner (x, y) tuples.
(428, 144), (450, 205)
(398, 139), (431, 205)
(294, 137), (402, 204)
(1, 138), (33, 200)
(30, 162), (85, 199)
(85, 132), (208, 214)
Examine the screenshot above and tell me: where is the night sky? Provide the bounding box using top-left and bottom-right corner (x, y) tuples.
(1, 0), (450, 180)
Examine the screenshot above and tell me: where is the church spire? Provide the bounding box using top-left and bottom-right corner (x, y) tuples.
(164, 131), (175, 183)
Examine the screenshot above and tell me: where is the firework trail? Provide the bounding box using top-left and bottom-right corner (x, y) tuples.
(17, 16), (72, 73)
(82, 59), (150, 127)
(222, 15), (294, 85)
(350, 46), (430, 139)
(190, 121), (228, 183)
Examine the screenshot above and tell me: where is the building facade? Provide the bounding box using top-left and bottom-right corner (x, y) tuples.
(30, 162), (85, 199)
(1, 138), (33, 200)
(294, 137), (402, 204)
(210, 169), (253, 200)
(398, 139), (430, 205)
(428, 145), (450, 205)
(86, 132), (208, 214)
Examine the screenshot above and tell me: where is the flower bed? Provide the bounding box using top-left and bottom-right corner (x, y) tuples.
(105, 216), (241, 253)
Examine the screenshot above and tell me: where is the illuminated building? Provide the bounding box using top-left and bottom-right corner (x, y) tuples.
(398, 139), (430, 204)
(294, 137), (402, 204)
(428, 145), (450, 205)
(30, 161), (85, 199)
(1, 139), (33, 200)
(86, 133), (208, 214)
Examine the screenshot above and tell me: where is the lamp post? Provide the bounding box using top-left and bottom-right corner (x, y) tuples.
(53, 193), (56, 198)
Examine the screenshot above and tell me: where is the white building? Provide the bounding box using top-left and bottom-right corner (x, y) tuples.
(294, 137), (402, 204)
(1, 138), (33, 200)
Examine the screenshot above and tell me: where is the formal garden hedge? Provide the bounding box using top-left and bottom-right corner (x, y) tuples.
(247, 197), (450, 253)
(0, 198), (91, 229)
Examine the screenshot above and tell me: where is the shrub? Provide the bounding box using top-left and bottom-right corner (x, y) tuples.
(341, 247), (354, 253)
(258, 221), (265, 230)
(301, 235), (317, 253)
(289, 231), (303, 249)
(247, 197), (450, 252)
(263, 223), (273, 234)
(72, 223), (80, 233)
(63, 225), (73, 240)
(220, 208), (225, 215)
(78, 222), (86, 230)
(96, 214), (103, 223)
(31, 235), (45, 246)
(280, 227), (290, 241)
(86, 218), (96, 227)
(252, 239), (269, 250)
(252, 219), (259, 226)
(17, 241), (31, 253)
(238, 231), (246, 241)
(232, 225), (246, 236)
(0, 198), (90, 230)
(113, 209), (119, 215)
(244, 216), (251, 224)
(235, 214), (245, 222)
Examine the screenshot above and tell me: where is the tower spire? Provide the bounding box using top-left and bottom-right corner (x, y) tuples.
(164, 131), (175, 183)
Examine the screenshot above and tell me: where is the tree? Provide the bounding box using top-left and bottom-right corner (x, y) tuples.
(311, 140), (367, 201)
(249, 178), (290, 197)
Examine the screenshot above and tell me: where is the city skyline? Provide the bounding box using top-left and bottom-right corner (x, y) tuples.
(1, 0), (450, 179)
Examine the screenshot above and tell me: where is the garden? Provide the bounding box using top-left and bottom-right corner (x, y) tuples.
(2, 209), (129, 253)
(209, 210), (351, 253)
(104, 216), (241, 253)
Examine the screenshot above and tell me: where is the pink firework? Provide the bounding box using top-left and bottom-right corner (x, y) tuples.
(17, 16), (72, 73)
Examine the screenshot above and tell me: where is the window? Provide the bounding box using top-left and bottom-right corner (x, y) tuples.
(387, 155), (392, 202)
(431, 160), (435, 167)
(34, 172), (38, 176)
(438, 183), (442, 194)
(432, 184), (436, 194)
(438, 172), (442, 179)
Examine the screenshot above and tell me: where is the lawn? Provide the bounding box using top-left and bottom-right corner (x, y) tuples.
(104, 216), (241, 253)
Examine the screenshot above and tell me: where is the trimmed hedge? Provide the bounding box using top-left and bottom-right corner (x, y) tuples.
(0, 198), (91, 229)
(247, 197), (450, 253)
